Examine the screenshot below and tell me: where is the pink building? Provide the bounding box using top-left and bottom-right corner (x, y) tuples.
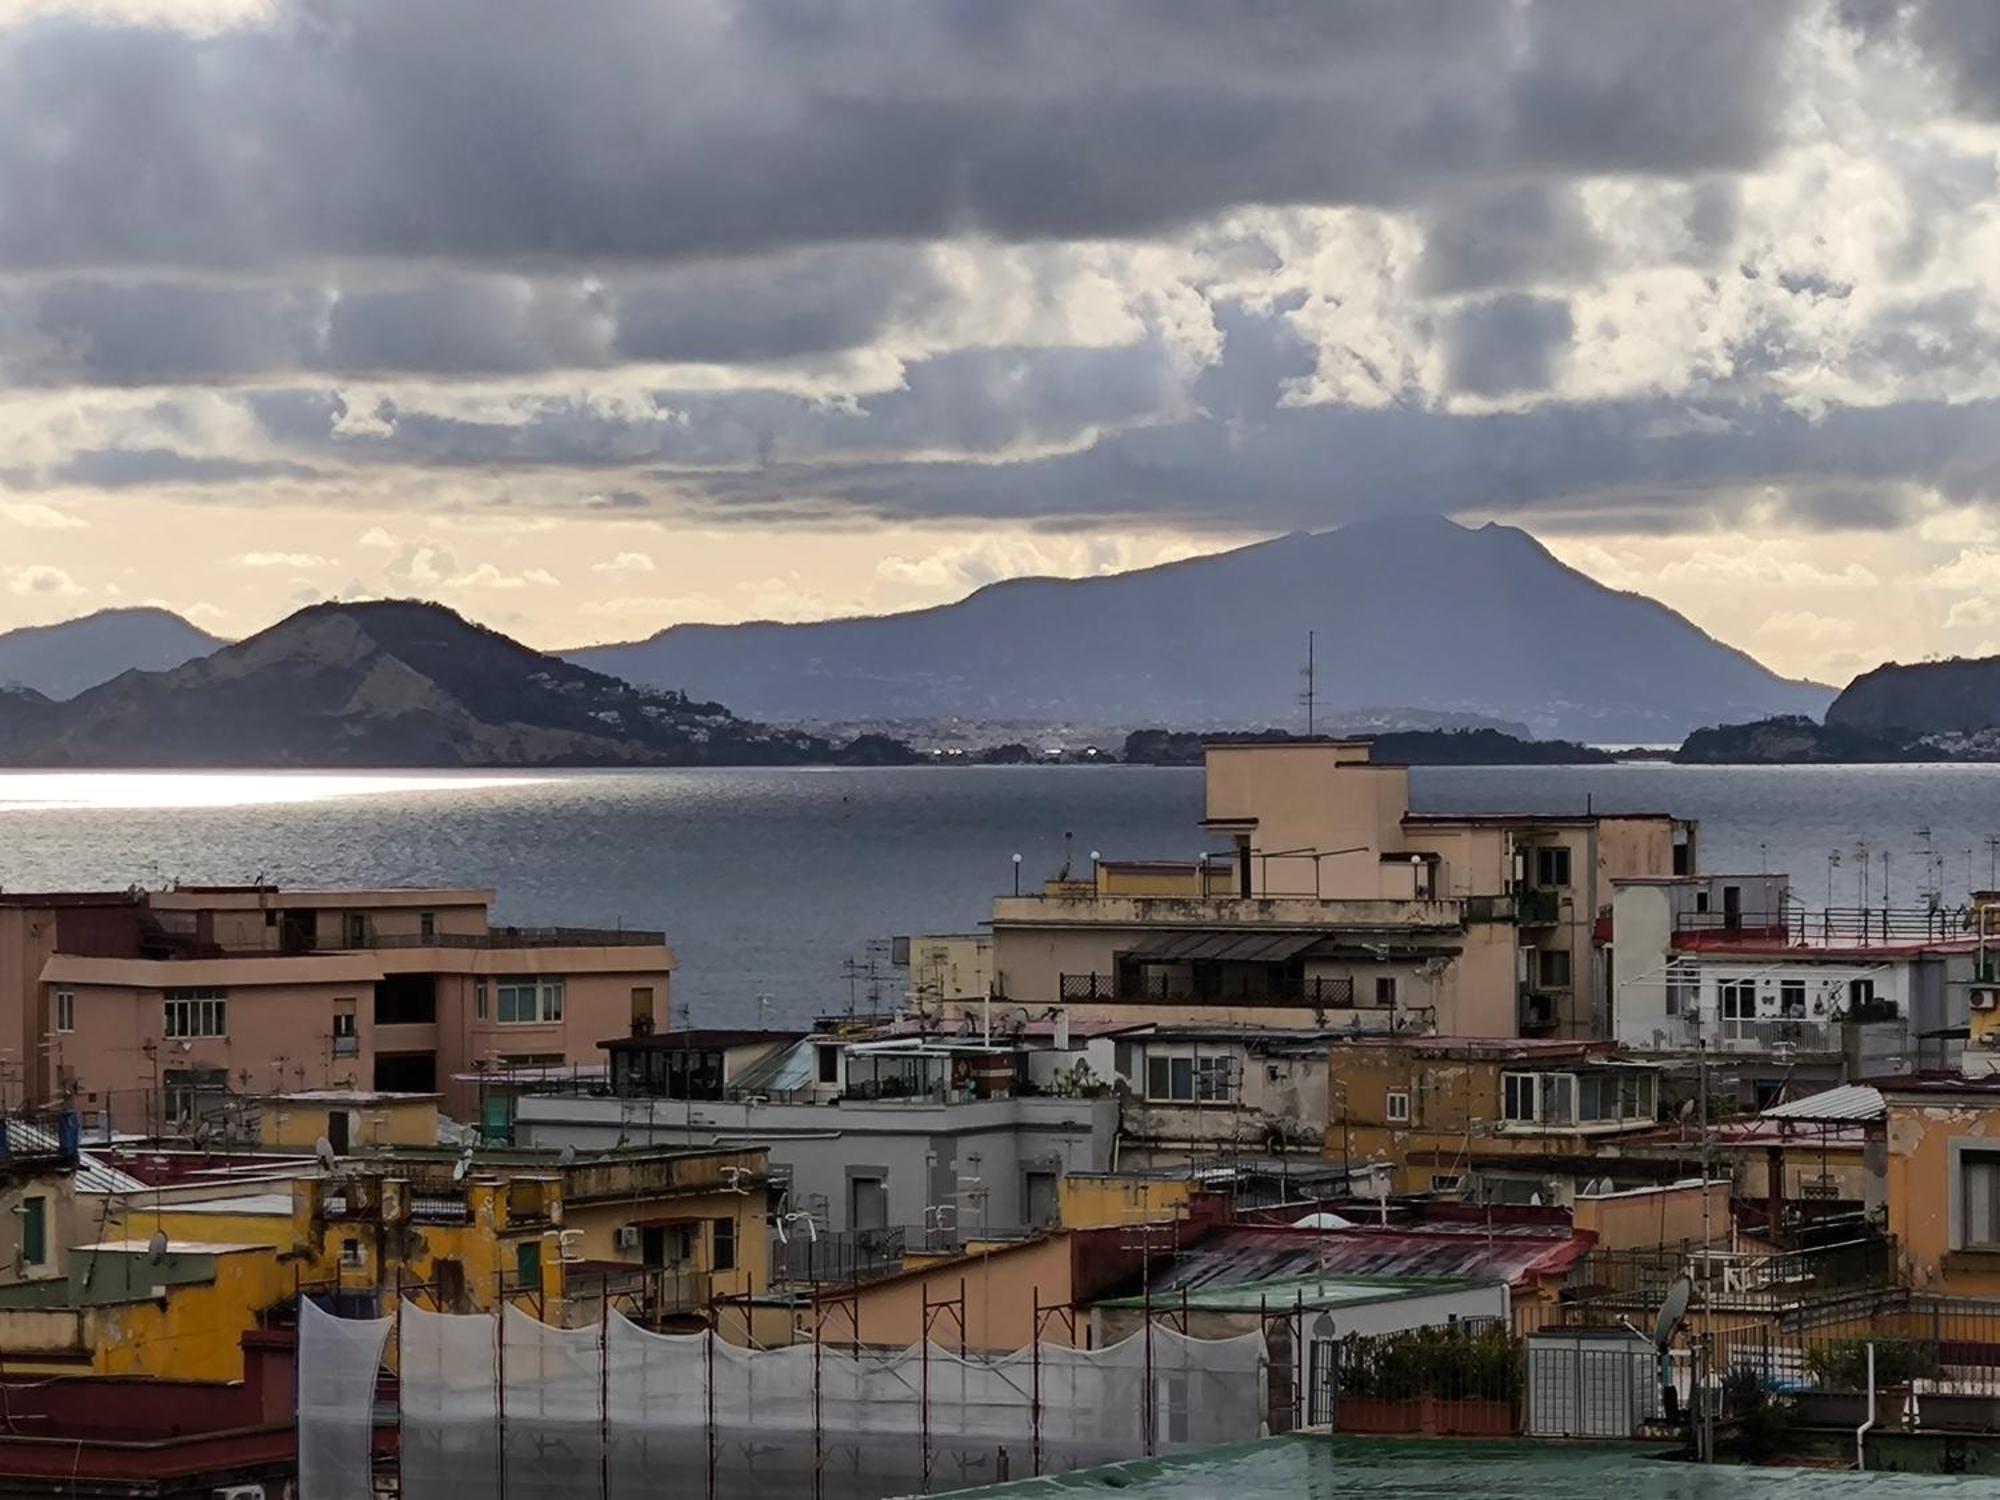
(0, 886), (672, 1126)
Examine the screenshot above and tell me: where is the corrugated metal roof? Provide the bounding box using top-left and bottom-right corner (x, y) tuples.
(1146, 1224), (1586, 1295)
(1125, 930), (1322, 963)
(1759, 1084), (1883, 1123)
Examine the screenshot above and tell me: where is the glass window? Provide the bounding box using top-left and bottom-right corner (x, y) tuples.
(475, 982), (488, 1020)
(1719, 980), (1756, 1020)
(1577, 1075), (1609, 1121)
(1540, 1074), (1575, 1125)
(1537, 949), (1572, 988)
(1534, 846), (1572, 888)
(1780, 979), (1806, 1017)
(496, 976), (564, 1024)
(420, 911), (436, 940)
(1386, 1090), (1411, 1123)
(712, 1216), (737, 1272)
(1375, 975), (1397, 1008)
(163, 989), (227, 1038)
(1964, 1151), (2000, 1249)
(1501, 1073), (1537, 1122)
(1147, 1056), (1171, 1099)
(54, 991), (74, 1034)
(1170, 1056), (1194, 1100)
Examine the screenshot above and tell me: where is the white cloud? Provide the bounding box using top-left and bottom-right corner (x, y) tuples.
(1929, 548), (2000, 590)
(8, 564), (84, 597)
(591, 551), (656, 574)
(1759, 608), (1856, 642)
(357, 527), (399, 549)
(445, 562), (560, 590)
(233, 551), (332, 568)
(1949, 596), (1999, 629)
(0, 501), (86, 530)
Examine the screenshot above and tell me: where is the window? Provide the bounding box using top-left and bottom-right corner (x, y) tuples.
(850, 1176), (888, 1232)
(1537, 948), (1572, 989)
(1578, 1074), (1611, 1122)
(1502, 1073), (1538, 1123)
(1534, 846), (1572, 888)
(1385, 1090), (1411, 1124)
(419, 911), (436, 940)
(1540, 1073), (1574, 1125)
(1694, 890), (1711, 914)
(1848, 978), (1877, 1010)
(345, 913), (366, 947)
(340, 1237), (365, 1268)
(475, 982), (488, 1021)
(1430, 1174), (1463, 1193)
(1780, 979), (1806, 1018)
(1719, 980), (1756, 1021)
(496, 975), (565, 1024)
(1145, 1053), (1234, 1102)
(712, 1216), (737, 1273)
(332, 1000), (358, 1057)
(19, 1195), (46, 1266)
(1963, 1150), (2000, 1249)
(163, 988), (227, 1038)
(630, 986), (655, 1033)
(1375, 975), (1398, 1008)
(515, 1240), (541, 1289)
(54, 990), (74, 1034)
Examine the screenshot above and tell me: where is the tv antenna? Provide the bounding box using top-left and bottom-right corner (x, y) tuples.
(1299, 630), (1317, 737)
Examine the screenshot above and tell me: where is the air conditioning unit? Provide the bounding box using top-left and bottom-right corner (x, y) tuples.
(615, 1225), (641, 1251)
(213, 1486), (265, 1500)
(1975, 988), (1999, 1012)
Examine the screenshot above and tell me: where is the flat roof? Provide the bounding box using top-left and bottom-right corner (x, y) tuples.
(75, 1238), (269, 1256)
(156, 1192), (296, 1216)
(954, 1433), (1977, 1496)
(261, 1089), (440, 1104)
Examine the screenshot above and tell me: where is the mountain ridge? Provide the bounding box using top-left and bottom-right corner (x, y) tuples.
(0, 606), (223, 700)
(0, 599), (862, 767)
(565, 516), (1833, 741)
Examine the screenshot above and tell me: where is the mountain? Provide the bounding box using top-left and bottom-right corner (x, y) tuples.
(566, 516), (1834, 742)
(0, 607), (223, 699)
(0, 600), (860, 768)
(1824, 656), (2000, 737)
(1675, 714), (1940, 765)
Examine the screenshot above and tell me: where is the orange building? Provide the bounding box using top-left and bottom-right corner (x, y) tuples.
(2, 885), (672, 1124)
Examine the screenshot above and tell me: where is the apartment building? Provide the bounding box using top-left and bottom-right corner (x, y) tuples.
(1, 884), (673, 1123)
(1611, 873), (1968, 1105)
(1322, 1035), (1669, 1204)
(988, 740), (1693, 1038)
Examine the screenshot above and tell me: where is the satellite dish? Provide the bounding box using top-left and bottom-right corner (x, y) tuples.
(314, 1136), (337, 1172)
(1654, 1274), (1693, 1349)
(451, 1147), (473, 1184)
(559, 1144), (576, 1167)
(147, 1228), (169, 1264)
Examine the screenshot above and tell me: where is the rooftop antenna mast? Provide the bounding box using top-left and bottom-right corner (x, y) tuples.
(1300, 630), (1316, 738)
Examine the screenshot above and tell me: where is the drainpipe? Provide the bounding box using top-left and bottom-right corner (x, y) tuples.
(1856, 1341), (1876, 1473)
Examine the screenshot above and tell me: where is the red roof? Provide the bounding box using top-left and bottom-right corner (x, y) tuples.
(1160, 1221), (1591, 1292)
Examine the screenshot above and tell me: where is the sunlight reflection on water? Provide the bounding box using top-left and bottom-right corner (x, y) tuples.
(0, 771), (548, 811)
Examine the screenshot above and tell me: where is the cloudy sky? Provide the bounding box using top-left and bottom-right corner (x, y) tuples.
(5, 1), (2000, 683)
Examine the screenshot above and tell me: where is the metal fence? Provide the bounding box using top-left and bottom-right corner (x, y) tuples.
(769, 1225), (910, 1288)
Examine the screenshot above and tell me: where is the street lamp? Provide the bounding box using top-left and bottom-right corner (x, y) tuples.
(1011, 852), (1023, 896)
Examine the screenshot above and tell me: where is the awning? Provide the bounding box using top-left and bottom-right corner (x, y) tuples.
(1123, 930), (1322, 964)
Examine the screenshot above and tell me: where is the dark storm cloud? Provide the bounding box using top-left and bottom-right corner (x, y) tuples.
(1416, 184), (1604, 296)
(0, 248), (946, 384)
(0, 1), (1800, 272)
(1444, 294), (1575, 395)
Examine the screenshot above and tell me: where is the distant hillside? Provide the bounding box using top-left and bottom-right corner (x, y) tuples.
(0, 601), (876, 768)
(1675, 714), (1939, 765)
(567, 516), (1832, 742)
(1122, 727), (1611, 766)
(1825, 656), (2000, 737)
(0, 607), (222, 699)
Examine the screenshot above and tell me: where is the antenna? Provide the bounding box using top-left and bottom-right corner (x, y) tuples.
(1299, 629), (1316, 737)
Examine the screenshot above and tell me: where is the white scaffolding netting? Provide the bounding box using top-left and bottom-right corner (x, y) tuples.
(296, 1299), (391, 1500)
(377, 1302), (1268, 1500)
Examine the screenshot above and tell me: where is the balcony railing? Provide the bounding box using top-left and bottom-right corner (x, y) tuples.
(1618, 1012), (1859, 1054)
(770, 1224), (909, 1287)
(1058, 973), (1357, 1008)
(1515, 889), (1562, 927)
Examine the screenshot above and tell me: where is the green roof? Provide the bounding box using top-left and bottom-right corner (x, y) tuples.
(1093, 1273), (1497, 1313)
(946, 1435), (1989, 1496)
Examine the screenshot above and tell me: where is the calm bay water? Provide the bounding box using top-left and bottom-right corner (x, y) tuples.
(5, 763), (2000, 1025)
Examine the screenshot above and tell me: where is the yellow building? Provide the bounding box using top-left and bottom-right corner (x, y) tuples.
(254, 1088), (443, 1149)
(1057, 1171), (1197, 1230)
(1325, 1036), (1667, 1202)
(1882, 1076), (2000, 1297)
(0, 1142), (773, 1380)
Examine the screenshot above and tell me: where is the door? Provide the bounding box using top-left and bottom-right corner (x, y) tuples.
(1723, 885), (1742, 933)
(849, 1176), (888, 1231)
(326, 1110), (350, 1155)
(1025, 1170), (1058, 1228)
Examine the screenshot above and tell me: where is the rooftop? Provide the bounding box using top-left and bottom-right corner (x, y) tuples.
(1093, 1270), (1498, 1313)
(953, 1434), (1976, 1497)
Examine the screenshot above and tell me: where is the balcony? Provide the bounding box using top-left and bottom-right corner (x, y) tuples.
(1616, 1012), (1848, 1055)
(1058, 973), (1357, 1009)
(1516, 889), (1562, 927)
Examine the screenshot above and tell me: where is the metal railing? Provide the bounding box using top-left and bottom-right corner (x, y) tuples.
(769, 1224), (909, 1287)
(1558, 1235), (1897, 1315)
(1717, 1016), (1839, 1052)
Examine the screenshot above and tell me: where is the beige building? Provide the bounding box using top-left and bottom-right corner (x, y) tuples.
(989, 741), (1693, 1038)
(1, 885), (673, 1125)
